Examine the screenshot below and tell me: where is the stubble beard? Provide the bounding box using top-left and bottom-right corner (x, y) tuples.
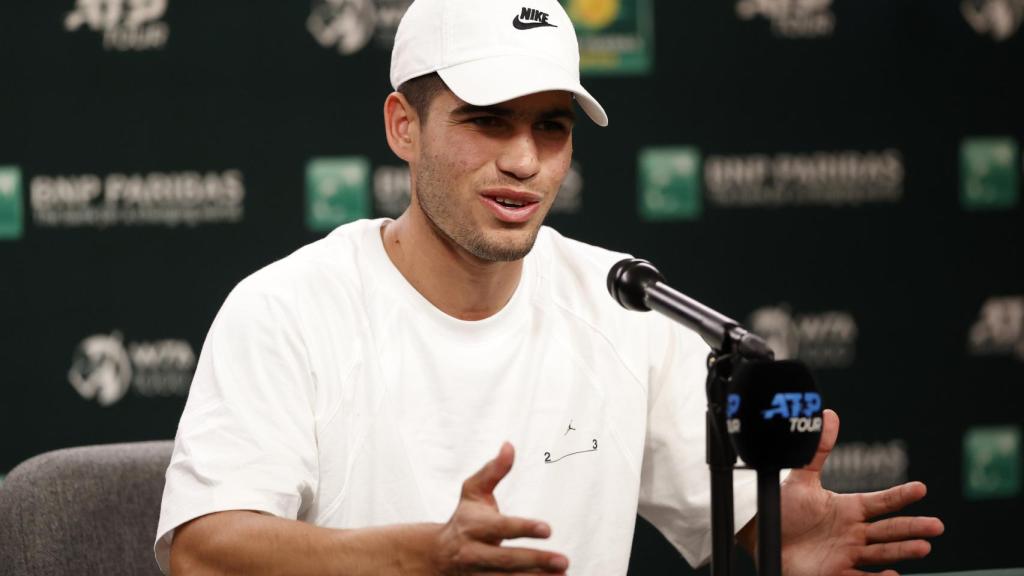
(414, 150), (545, 263)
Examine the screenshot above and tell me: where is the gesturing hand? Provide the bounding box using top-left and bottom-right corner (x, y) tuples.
(434, 442), (570, 575)
(779, 409), (945, 576)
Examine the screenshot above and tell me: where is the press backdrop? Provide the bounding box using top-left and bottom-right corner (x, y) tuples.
(1, 1), (1022, 573)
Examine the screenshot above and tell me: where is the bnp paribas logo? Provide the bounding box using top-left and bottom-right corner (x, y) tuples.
(0, 166), (24, 240)
(638, 147), (702, 221)
(960, 136), (1020, 211)
(964, 425), (1021, 500)
(306, 157), (371, 232)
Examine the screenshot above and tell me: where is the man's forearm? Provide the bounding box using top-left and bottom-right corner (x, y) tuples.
(170, 510), (441, 576)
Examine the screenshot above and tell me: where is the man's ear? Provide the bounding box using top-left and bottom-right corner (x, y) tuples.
(384, 92), (419, 163)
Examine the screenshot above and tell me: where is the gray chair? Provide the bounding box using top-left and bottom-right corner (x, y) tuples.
(0, 441), (174, 576)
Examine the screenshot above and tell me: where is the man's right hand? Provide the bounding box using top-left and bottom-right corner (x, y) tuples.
(433, 442), (569, 575)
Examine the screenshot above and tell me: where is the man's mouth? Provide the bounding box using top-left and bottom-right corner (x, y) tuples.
(480, 189), (542, 223)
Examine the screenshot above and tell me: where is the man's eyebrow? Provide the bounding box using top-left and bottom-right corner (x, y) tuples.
(449, 103), (577, 123)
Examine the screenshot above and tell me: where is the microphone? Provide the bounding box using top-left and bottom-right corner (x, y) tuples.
(606, 258), (772, 358)
(725, 359), (822, 470)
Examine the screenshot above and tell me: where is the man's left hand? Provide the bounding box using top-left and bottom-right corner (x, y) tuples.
(745, 409), (945, 576)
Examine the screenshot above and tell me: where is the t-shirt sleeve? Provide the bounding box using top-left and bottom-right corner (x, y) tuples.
(154, 278), (319, 574)
(637, 319), (759, 568)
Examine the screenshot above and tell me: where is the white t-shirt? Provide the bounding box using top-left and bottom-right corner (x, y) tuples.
(155, 219), (758, 574)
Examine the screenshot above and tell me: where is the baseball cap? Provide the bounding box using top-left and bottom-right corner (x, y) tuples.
(390, 0), (608, 127)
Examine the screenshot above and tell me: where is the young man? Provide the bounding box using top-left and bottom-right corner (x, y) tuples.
(156, 0), (943, 574)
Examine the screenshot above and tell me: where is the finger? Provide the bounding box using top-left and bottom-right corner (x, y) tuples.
(860, 482), (928, 519)
(462, 442), (515, 501)
(802, 409), (839, 473)
(455, 541), (569, 573)
(865, 516), (945, 543)
(466, 514), (552, 543)
(856, 540), (932, 565)
(840, 569), (900, 576)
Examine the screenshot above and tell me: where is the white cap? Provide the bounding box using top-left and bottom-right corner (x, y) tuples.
(390, 0), (608, 126)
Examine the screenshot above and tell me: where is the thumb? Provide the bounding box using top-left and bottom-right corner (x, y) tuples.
(461, 442), (515, 502)
(801, 408), (839, 474)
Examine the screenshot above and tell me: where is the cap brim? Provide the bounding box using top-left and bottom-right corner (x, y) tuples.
(438, 55), (608, 127)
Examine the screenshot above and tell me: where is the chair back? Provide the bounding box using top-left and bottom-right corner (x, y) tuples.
(0, 441), (173, 576)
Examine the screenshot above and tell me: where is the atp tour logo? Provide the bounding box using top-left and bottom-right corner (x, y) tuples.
(749, 305), (858, 369)
(968, 296), (1024, 361)
(763, 392), (823, 432)
(307, 0), (412, 55)
(68, 331), (196, 406)
(725, 391), (822, 433)
(962, 0), (1024, 41)
(64, 0), (169, 51)
(735, 0), (835, 38)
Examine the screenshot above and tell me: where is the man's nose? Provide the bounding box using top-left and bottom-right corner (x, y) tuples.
(496, 130), (540, 180)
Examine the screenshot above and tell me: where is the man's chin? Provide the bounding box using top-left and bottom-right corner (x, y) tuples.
(465, 227), (541, 262)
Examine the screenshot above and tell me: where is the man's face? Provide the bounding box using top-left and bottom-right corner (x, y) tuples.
(411, 87), (575, 262)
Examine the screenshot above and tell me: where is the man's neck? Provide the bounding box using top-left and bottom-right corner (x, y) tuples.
(380, 209), (524, 321)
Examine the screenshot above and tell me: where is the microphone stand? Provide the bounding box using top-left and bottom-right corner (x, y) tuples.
(703, 328), (774, 576)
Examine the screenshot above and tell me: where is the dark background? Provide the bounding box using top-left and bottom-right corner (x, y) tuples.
(0, 1), (1021, 574)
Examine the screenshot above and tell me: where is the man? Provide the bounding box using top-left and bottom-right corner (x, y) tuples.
(156, 0), (943, 574)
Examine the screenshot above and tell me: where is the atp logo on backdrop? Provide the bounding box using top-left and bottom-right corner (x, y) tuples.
(0, 166), (23, 240)
(821, 440), (909, 493)
(307, 0), (412, 55)
(64, 0), (169, 51)
(968, 296), (1024, 361)
(962, 0), (1024, 41)
(735, 0), (836, 38)
(68, 331), (195, 407)
(749, 304), (858, 369)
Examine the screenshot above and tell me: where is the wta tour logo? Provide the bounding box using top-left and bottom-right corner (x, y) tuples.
(64, 0), (169, 51)
(749, 305), (858, 369)
(307, 0), (412, 55)
(968, 296), (1024, 361)
(68, 331), (196, 406)
(962, 0), (1024, 41)
(735, 0), (836, 38)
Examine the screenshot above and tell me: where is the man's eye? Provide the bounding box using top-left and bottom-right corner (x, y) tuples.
(537, 121), (570, 133)
(469, 116), (501, 127)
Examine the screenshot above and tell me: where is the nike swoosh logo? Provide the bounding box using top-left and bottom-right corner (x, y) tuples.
(512, 16), (557, 30)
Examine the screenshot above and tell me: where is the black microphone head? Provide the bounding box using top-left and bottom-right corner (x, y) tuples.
(726, 359), (823, 470)
(607, 258), (665, 312)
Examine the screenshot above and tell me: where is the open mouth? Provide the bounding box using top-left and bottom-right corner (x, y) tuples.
(480, 190), (542, 223)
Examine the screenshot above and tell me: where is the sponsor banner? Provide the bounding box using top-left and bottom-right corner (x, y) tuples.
(638, 147), (702, 221)
(307, 0), (412, 56)
(735, 0), (836, 39)
(30, 170), (245, 229)
(963, 425), (1022, 500)
(749, 304), (858, 369)
(0, 166), (24, 240)
(960, 136), (1019, 211)
(704, 150), (905, 208)
(821, 440), (909, 493)
(64, 0), (170, 51)
(562, 0), (654, 75)
(306, 156), (371, 232)
(68, 331), (195, 407)
(968, 296), (1024, 361)
(962, 0), (1024, 41)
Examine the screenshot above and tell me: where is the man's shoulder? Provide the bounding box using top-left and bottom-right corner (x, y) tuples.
(532, 226), (635, 324)
(231, 219), (381, 304)
(536, 226), (631, 279)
